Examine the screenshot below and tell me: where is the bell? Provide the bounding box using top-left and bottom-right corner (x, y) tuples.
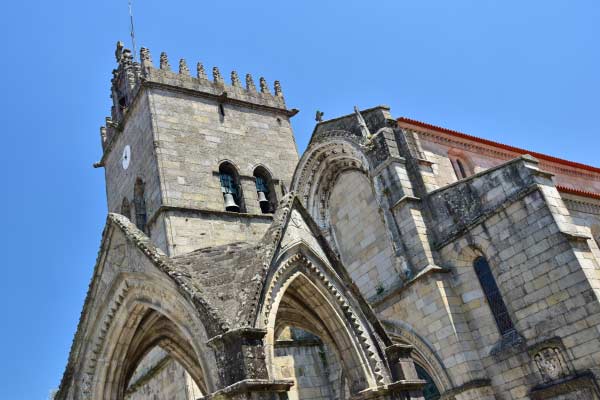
(223, 193), (239, 212)
(257, 190), (270, 210)
(257, 190), (269, 204)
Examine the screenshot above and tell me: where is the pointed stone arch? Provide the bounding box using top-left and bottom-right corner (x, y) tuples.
(292, 138), (372, 234)
(382, 320), (453, 394)
(292, 138), (404, 298)
(259, 252), (392, 395)
(76, 275), (217, 400)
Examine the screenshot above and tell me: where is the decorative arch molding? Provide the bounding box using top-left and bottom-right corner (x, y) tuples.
(258, 251), (392, 391)
(292, 138), (384, 259)
(382, 319), (453, 393)
(292, 138), (372, 225)
(75, 274), (217, 399)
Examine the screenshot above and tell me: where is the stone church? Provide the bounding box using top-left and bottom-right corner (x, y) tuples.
(56, 42), (600, 400)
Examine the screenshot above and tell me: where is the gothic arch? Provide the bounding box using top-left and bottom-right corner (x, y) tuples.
(259, 251), (393, 395)
(448, 148), (475, 179)
(382, 320), (453, 393)
(292, 138), (372, 232)
(76, 275), (217, 400)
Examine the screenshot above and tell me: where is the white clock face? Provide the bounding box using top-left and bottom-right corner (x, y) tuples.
(121, 145), (131, 170)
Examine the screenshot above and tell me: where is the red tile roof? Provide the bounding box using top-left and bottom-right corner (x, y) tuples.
(397, 117), (600, 174)
(557, 186), (600, 201)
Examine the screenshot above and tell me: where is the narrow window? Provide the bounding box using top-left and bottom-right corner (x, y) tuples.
(254, 167), (276, 214)
(219, 163), (242, 212)
(133, 178), (147, 232)
(118, 97), (127, 113)
(121, 197), (132, 221)
(218, 103), (225, 117)
(473, 256), (515, 336)
(456, 159), (467, 179)
(415, 364), (441, 400)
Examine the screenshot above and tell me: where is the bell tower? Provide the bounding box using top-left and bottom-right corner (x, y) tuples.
(96, 42), (300, 255)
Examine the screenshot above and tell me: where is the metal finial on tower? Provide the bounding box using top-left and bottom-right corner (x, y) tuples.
(128, 0), (137, 61)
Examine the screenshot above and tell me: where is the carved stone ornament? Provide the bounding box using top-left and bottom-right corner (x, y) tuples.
(534, 347), (568, 382)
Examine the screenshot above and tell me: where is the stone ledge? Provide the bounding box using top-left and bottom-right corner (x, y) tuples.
(529, 371), (600, 400)
(391, 195), (422, 211)
(350, 380), (426, 400)
(203, 379), (294, 400)
(561, 230), (592, 242)
(146, 204), (274, 230)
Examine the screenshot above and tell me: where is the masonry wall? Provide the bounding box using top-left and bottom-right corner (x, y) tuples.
(147, 87), (298, 254)
(163, 211), (272, 255)
(273, 340), (345, 400)
(125, 347), (202, 400)
(563, 194), (600, 261)
(407, 126), (600, 195)
(103, 91), (163, 233)
(148, 87), (298, 211)
(328, 170), (399, 299)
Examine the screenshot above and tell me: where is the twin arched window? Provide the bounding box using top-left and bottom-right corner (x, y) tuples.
(473, 256), (515, 336)
(218, 163), (277, 214)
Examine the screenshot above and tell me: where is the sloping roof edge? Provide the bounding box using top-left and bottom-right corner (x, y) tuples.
(56, 213), (225, 398)
(397, 117), (600, 175)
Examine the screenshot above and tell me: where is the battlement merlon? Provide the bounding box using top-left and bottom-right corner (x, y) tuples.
(96, 43), (298, 166)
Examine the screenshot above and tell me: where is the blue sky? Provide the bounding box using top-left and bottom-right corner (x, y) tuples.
(0, 1), (598, 398)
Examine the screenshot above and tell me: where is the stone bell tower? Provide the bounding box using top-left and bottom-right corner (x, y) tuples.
(96, 42), (300, 256)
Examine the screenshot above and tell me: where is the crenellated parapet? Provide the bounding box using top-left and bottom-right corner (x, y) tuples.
(101, 42), (293, 152)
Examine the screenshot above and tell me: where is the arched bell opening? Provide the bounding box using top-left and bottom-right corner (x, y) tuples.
(267, 272), (378, 399)
(253, 166), (277, 214)
(219, 161), (245, 213)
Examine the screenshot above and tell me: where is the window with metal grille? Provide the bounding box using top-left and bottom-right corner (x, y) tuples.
(473, 256), (515, 336)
